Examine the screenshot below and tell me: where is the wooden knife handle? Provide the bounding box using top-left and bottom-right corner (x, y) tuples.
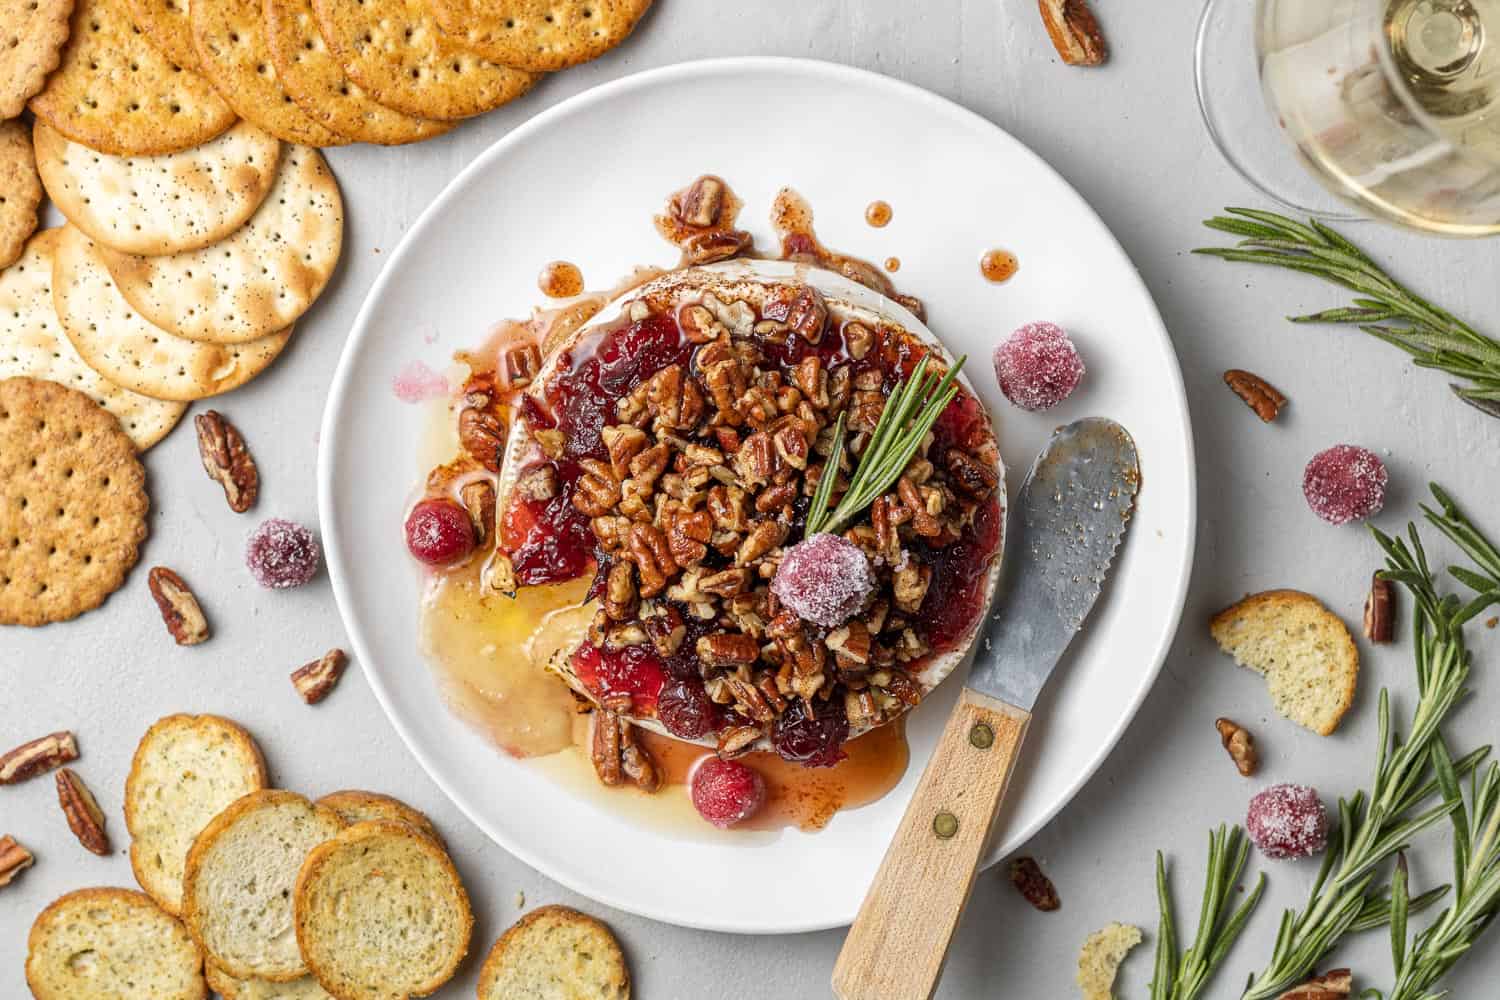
(831, 688), (1032, 1000)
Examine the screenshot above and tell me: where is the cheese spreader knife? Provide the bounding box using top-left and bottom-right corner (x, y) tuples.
(832, 417), (1141, 1000)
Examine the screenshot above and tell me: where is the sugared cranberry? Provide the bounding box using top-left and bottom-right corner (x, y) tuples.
(690, 757), (766, 829)
(245, 518), (321, 589)
(993, 321), (1085, 412)
(1247, 783), (1329, 860)
(656, 679), (716, 740)
(403, 499), (475, 566)
(1303, 445), (1387, 525)
(771, 698), (849, 768)
(771, 534), (874, 628)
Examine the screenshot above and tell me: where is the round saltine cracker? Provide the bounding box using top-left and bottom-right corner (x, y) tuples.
(264, 0), (451, 146)
(26, 888), (207, 1000)
(0, 229), (186, 450)
(477, 905), (630, 1000)
(52, 225), (292, 401)
(0, 120), (43, 270)
(0, 0), (74, 120)
(28, 0), (237, 156)
(311, 0), (538, 121)
(124, 0), (201, 72)
(294, 820), (473, 1000)
(429, 0), (653, 73)
(98, 145), (341, 343)
(34, 120), (282, 257)
(190, 0), (348, 147)
(0, 375), (148, 627)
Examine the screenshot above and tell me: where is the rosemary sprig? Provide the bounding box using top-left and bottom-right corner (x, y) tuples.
(1236, 489), (1498, 1000)
(1195, 209), (1500, 419)
(803, 354), (965, 539)
(1150, 826), (1266, 1000)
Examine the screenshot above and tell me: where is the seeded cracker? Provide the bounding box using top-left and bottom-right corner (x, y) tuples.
(0, 0), (73, 120)
(312, 0), (538, 121)
(34, 119), (282, 256)
(429, 0), (653, 73)
(264, 0), (451, 146)
(97, 145), (342, 343)
(0, 229), (185, 449)
(29, 0), (236, 156)
(0, 120), (42, 270)
(0, 376), (148, 626)
(51, 225), (292, 401)
(124, 0), (202, 72)
(189, 0), (348, 147)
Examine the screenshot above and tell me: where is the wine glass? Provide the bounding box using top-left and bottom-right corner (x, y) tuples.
(1196, 0), (1500, 235)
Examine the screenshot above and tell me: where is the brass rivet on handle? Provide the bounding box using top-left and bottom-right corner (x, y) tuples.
(933, 811), (959, 839)
(969, 723), (994, 749)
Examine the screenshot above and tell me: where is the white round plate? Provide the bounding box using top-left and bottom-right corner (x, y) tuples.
(319, 57), (1195, 934)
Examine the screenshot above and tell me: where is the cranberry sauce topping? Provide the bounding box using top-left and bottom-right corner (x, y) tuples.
(915, 496), (1003, 653)
(571, 642), (667, 713)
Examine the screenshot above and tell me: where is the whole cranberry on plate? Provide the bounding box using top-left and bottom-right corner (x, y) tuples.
(404, 498), (475, 565)
(1303, 445), (1387, 525)
(245, 518), (322, 589)
(691, 757), (766, 829)
(993, 321), (1085, 412)
(1247, 783), (1328, 860)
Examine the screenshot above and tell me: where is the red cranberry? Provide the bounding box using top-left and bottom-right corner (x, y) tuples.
(570, 643), (666, 711)
(771, 698), (849, 768)
(993, 321), (1085, 412)
(404, 498), (475, 566)
(1303, 445), (1387, 525)
(656, 680), (716, 740)
(245, 518), (321, 589)
(690, 757), (766, 829)
(1247, 783), (1329, 860)
(771, 534), (875, 627)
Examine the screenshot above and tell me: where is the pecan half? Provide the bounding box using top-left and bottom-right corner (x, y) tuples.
(56, 768), (109, 856)
(1275, 969), (1352, 999)
(291, 648), (349, 705)
(717, 724), (763, 759)
(1008, 857), (1061, 911)
(1224, 369), (1288, 423)
(0, 731), (78, 785)
(697, 633), (761, 667)
(1364, 574), (1395, 644)
(1038, 0), (1107, 66)
(679, 175), (726, 228)
(0, 835), (34, 887)
(591, 695), (660, 792)
(1216, 718), (1258, 777)
(147, 567), (210, 646)
(498, 341), (542, 390)
(194, 410), (258, 512)
(459, 401), (508, 471)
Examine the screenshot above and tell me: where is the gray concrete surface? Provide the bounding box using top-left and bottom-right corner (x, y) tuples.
(6, 1), (1500, 996)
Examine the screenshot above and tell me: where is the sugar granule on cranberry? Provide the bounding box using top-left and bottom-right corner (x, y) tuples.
(993, 321), (1085, 412)
(246, 518), (322, 590)
(1303, 445), (1387, 525)
(1247, 783), (1329, 860)
(771, 534), (874, 627)
(690, 756), (766, 829)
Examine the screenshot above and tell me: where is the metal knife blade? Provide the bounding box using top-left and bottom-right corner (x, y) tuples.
(967, 418), (1140, 711)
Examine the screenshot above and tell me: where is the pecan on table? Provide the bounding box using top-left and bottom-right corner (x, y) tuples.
(56, 768), (109, 856)
(195, 410), (258, 512)
(0, 836), (34, 887)
(1038, 0), (1108, 66)
(148, 567), (210, 646)
(0, 731), (78, 785)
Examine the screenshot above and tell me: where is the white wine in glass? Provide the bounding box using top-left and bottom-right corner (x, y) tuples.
(1215, 0), (1500, 234)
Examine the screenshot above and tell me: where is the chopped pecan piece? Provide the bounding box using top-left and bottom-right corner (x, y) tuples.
(194, 410), (258, 512)
(1364, 574), (1395, 644)
(498, 341), (542, 390)
(697, 633), (761, 667)
(1008, 857), (1061, 911)
(736, 519), (788, 566)
(1216, 718), (1258, 777)
(643, 605), (687, 656)
(516, 465), (559, 505)
(1038, 0), (1107, 66)
(601, 424), (649, 479)
(458, 401), (508, 471)
(945, 448), (1000, 499)
(604, 561), (638, 621)
(290, 648), (349, 705)
(572, 459), (621, 517)
(460, 480), (496, 546)
(56, 768), (109, 856)
(591, 695), (660, 792)
(0, 731), (79, 785)
(764, 286), (828, 344)
(0, 835), (34, 887)
(1224, 369), (1288, 423)
(1275, 970), (1352, 999)
(628, 523), (677, 598)
(679, 175), (726, 227)
(148, 567), (210, 646)
(683, 229), (753, 264)
(843, 322), (876, 360)
(717, 724), (763, 759)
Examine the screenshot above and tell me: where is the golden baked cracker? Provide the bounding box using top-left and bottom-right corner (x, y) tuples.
(51, 225), (292, 401)
(28, 0), (237, 156)
(34, 120), (282, 256)
(264, 0), (450, 146)
(0, 120), (42, 270)
(26, 888), (206, 1000)
(478, 905), (630, 1000)
(0, 229), (186, 450)
(0, 376), (148, 627)
(190, 0), (348, 147)
(124, 0), (201, 72)
(0, 0), (74, 119)
(312, 0), (538, 121)
(429, 0), (653, 73)
(98, 145), (341, 343)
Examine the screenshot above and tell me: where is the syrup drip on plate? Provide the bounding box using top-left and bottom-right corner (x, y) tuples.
(537, 260), (584, 299)
(865, 200), (893, 227)
(981, 248), (1020, 283)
